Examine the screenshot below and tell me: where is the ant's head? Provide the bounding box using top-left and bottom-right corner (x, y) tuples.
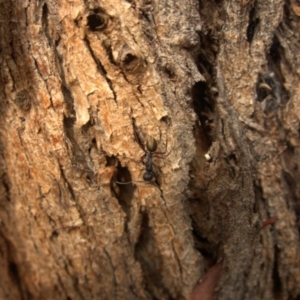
(145, 136), (158, 152)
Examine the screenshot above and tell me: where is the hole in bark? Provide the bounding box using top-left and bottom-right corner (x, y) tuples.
(269, 35), (282, 63)
(246, 6), (259, 43)
(160, 116), (170, 125)
(272, 247), (283, 298)
(192, 229), (217, 269)
(42, 3), (49, 40)
(113, 163), (134, 217)
(51, 229), (59, 238)
(2, 173), (11, 201)
(9, 262), (20, 285)
(192, 81), (215, 145)
(87, 13), (106, 31)
(226, 153), (237, 164)
(197, 52), (213, 79)
(61, 85), (76, 117)
(124, 53), (136, 65)
(247, 17), (259, 43)
(105, 155), (116, 167)
(162, 62), (175, 78)
(135, 212), (170, 298)
(118, 45), (142, 72)
(115, 164), (132, 184)
(42, 3), (48, 21)
(122, 53), (139, 71)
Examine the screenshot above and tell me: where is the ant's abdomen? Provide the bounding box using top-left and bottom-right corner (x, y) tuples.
(143, 172), (154, 181)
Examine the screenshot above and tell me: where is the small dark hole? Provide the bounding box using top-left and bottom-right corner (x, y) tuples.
(9, 262), (20, 284)
(164, 66), (175, 78)
(116, 165), (132, 184)
(246, 5), (259, 43)
(51, 230), (59, 238)
(227, 153), (237, 164)
(86, 170), (94, 182)
(123, 53), (137, 65)
(87, 14), (105, 31)
(160, 116), (170, 125)
(106, 155), (116, 167)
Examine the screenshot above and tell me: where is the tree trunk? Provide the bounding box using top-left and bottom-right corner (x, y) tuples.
(0, 0), (299, 300)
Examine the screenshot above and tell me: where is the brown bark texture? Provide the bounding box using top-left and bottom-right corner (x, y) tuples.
(0, 0), (299, 299)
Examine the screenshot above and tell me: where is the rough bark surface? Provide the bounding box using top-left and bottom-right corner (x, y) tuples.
(0, 0), (299, 300)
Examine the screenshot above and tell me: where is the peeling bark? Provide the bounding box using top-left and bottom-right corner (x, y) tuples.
(0, 0), (300, 300)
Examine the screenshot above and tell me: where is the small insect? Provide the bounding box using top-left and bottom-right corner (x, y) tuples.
(116, 121), (171, 184)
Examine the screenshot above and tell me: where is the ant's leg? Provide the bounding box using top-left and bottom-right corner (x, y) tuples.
(115, 180), (134, 185)
(153, 135), (172, 158)
(153, 149), (172, 159)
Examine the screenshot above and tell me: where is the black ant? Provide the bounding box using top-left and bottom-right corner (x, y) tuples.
(116, 120), (171, 184)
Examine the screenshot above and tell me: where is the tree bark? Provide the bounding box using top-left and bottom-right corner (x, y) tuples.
(0, 0), (300, 300)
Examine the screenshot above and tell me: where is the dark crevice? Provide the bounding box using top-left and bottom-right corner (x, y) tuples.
(192, 28), (219, 150)
(114, 163), (133, 186)
(105, 155), (116, 167)
(135, 211), (173, 300)
(246, 4), (259, 43)
(101, 41), (117, 67)
(2, 173), (11, 201)
(139, 9), (151, 23)
(4, 236), (24, 298)
(61, 85), (76, 118)
(84, 38), (107, 76)
(192, 219), (217, 269)
(269, 35), (283, 63)
(192, 81), (215, 146)
(58, 163), (76, 201)
(272, 247), (282, 299)
(112, 161), (134, 221)
(87, 137), (97, 157)
(9, 262), (21, 286)
(81, 119), (93, 135)
(42, 3), (51, 47)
